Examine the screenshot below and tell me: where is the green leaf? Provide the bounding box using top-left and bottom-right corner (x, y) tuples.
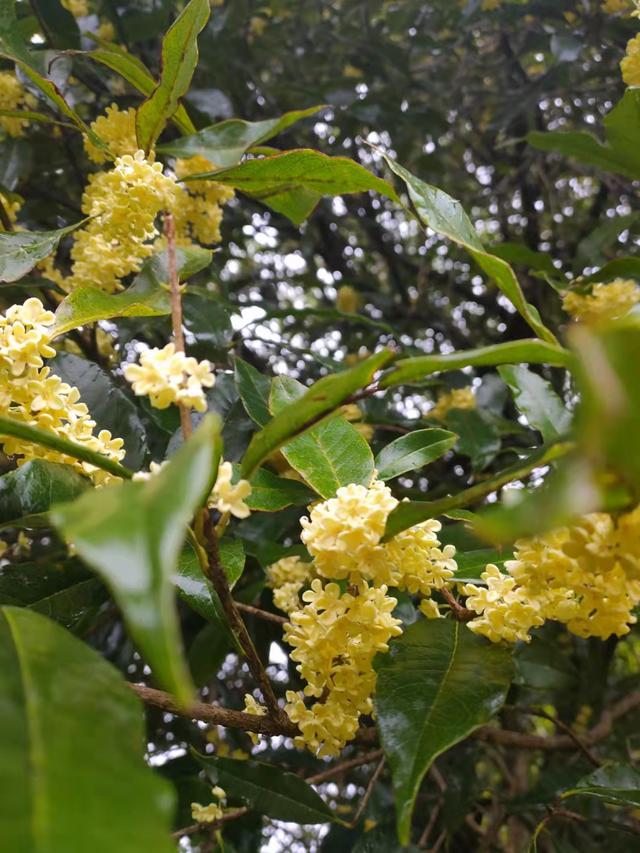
(0, 460), (89, 527)
(581, 257), (640, 285)
(53, 246), (212, 336)
(528, 90), (640, 180)
(185, 149), (400, 225)
(158, 106), (325, 167)
(562, 764), (640, 807)
(575, 213), (639, 272)
(174, 546), (237, 651)
(445, 409), (501, 471)
(234, 465), (316, 511)
(380, 153), (558, 344)
(29, 0), (80, 49)
(89, 41), (194, 135)
(374, 619), (513, 845)
(454, 549), (511, 582)
(51, 352), (148, 469)
(218, 537), (245, 588)
(196, 753), (335, 824)
(490, 243), (557, 276)
(498, 365), (571, 443)
(0, 606), (174, 851)
(375, 429), (457, 480)
(234, 357), (271, 426)
(270, 376), (374, 498)
(51, 416), (222, 706)
(135, 0), (210, 152)
(240, 349), (393, 478)
(383, 441), (573, 538)
(379, 340), (573, 388)
(0, 221), (83, 282)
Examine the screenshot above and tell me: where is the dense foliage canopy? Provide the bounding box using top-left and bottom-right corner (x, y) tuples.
(1, 1), (640, 851)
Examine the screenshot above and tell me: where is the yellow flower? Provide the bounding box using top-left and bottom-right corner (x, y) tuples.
(243, 693), (266, 744)
(0, 71), (36, 137)
(0, 190), (21, 232)
(61, 0), (89, 16)
(481, 0), (501, 9)
(68, 151), (179, 293)
(266, 555), (314, 613)
(300, 479), (398, 580)
(96, 20), (116, 41)
(124, 342), (215, 412)
(172, 155), (234, 246)
(562, 279), (640, 325)
(84, 104), (138, 164)
(430, 386), (475, 421)
(191, 786), (226, 823)
(208, 460), (252, 518)
(336, 285), (360, 313)
(621, 34), (640, 86)
(602, 0), (632, 12)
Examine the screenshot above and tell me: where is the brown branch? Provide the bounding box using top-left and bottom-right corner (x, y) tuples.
(306, 749), (384, 784)
(202, 514), (284, 722)
(164, 211), (192, 442)
(129, 683), (298, 737)
(517, 706), (601, 767)
(441, 587), (475, 621)
(235, 601), (287, 626)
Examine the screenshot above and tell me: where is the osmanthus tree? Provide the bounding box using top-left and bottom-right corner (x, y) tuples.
(2, 0), (640, 850)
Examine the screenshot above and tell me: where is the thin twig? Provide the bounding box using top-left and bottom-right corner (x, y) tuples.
(306, 749), (385, 784)
(128, 683), (297, 736)
(517, 705), (601, 767)
(418, 800), (443, 848)
(164, 212), (192, 441)
(348, 757), (386, 827)
(235, 601), (287, 626)
(202, 514), (284, 721)
(441, 586), (475, 621)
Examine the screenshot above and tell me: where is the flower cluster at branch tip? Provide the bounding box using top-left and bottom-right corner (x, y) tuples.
(243, 694), (267, 744)
(208, 461), (252, 518)
(0, 71), (36, 138)
(67, 151), (179, 293)
(277, 479), (459, 756)
(266, 554), (314, 613)
(622, 34), (640, 86)
(124, 342), (215, 412)
(430, 386), (475, 421)
(562, 279), (640, 325)
(84, 104), (138, 164)
(191, 786), (227, 824)
(171, 155), (235, 247)
(463, 507), (640, 643)
(0, 298), (124, 483)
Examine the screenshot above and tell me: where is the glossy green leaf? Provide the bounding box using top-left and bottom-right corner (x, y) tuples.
(374, 619), (513, 845)
(528, 89), (640, 180)
(218, 537), (245, 588)
(186, 149), (400, 225)
(29, 0), (80, 49)
(51, 352), (148, 469)
(498, 365), (571, 443)
(89, 41), (194, 134)
(380, 340), (573, 388)
(158, 106), (325, 167)
(445, 409), (501, 471)
(234, 464), (316, 511)
(53, 246), (212, 336)
(234, 357), (271, 426)
(0, 606), (174, 851)
(454, 549), (511, 582)
(491, 243), (557, 276)
(383, 441), (573, 538)
(562, 764), (640, 807)
(270, 375), (374, 498)
(581, 257), (640, 285)
(0, 460), (89, 527)
(381, 153), (558, 344)
(375, 428), (457, 480)
(136, 0), (210, 152)
(575, 213), (639, 271)
(240, 349), (393, 478)
(51, 416), (222, 706)
(0, 221), (83, 282)
(196, 753), (335, 824)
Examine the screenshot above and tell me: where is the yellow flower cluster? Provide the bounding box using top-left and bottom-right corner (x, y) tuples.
(172, 155), (234, 246)
(430, 386), (475, 421)
(0, 71), (36, 137)
(562, 279), (640, 325)
(243, 693), (266, 744)
(285, 579), (402, 757)
(208, 460), (252, 519)
(191, 786), (226, 824)
(463, 508), (640, 643)
(124, 342), (215, 412)
(84, 104), (138, 164)
(602, 0), (632, 12)
(622, 35), (640, 86)
(68, 151), (179, 293)
(266, 554), (314, 613)
(0, 190), (21, 232)
(336, 285), (360, 314)
(0, 298), (124, 483)
(281, 479), (458, 756)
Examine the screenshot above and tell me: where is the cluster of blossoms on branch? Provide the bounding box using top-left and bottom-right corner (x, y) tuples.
(0, 298), (124, 484)
(562, 278), (640, 326)
(124, 342), (215, 413)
